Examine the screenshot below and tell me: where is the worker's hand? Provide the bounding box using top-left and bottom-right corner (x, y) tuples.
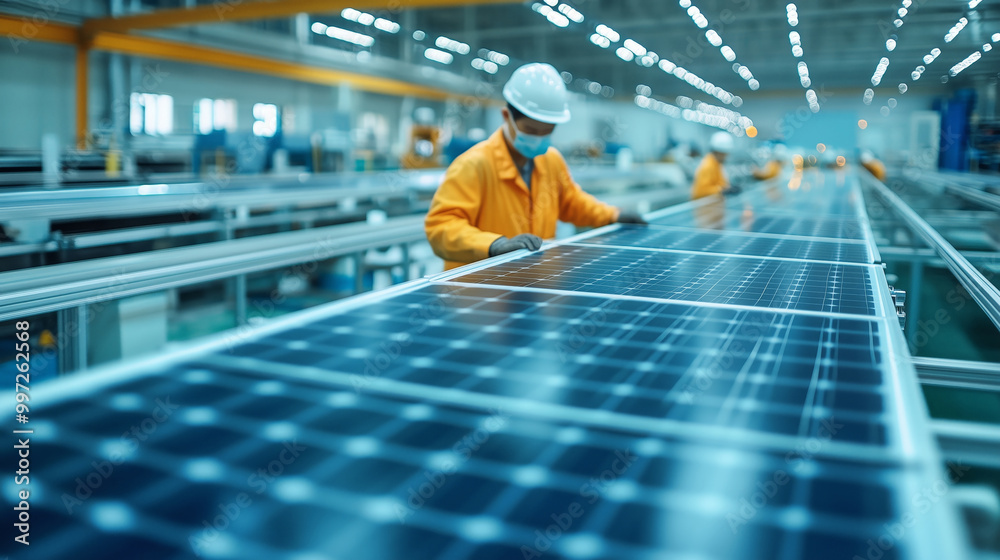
(489, 233), (543, 257)
(616, 211), (648, 225)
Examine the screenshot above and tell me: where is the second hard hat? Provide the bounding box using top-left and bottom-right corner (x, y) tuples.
(502, 63), (571, 124)
(710, 131), (735, 153)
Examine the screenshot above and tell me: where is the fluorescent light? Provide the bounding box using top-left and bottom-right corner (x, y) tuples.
(720, 46), (735, 61)
(412, 30), (425, 40)
(945, 17), (968, 42)
(616, 47), (634, 61)
(311, 22), (327, 34)
(325, 26), (374, 47)
(595, 24), (620, 42)
(341, 8), (361, 21)
(546, 11), (570, 27)
(871, 58), (889, 86)
(589, 33), (611, 48)
(950, 50), (981, 76)
(623, 39), (647, 56)
(557, 3), (585, 23)
(424, 48), (454, 64)
(479, 49), (510, 65)
(374, 18), (400, 33)
(435, 36), (470, 54)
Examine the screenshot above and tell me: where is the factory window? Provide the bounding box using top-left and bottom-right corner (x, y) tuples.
(253, 103), (280, 137)
(194, 98), (237, 134)
(130, 93), (174, 136)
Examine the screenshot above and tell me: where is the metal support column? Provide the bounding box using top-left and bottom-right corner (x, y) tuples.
(354, 251), (365, 294)
(57, 305), (88, 374)
(401, 243), (411, 282)
(234, 274), (247, 326)
(907, 260), (923, 349)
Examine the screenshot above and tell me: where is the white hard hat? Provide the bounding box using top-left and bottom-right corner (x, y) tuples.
(502, 63), (571, 124)
(709, 131), (734, 153)
(413, 107), (435, 125)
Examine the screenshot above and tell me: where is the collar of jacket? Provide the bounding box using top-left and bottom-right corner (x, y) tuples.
(487, 126), (538, 195)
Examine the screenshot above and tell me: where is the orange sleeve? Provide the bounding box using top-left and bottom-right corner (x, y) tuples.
(424, 158), (504, 264)
(692, 156), (727, 199)
(874, 162), (887, 182)
(553, 151), (619, 227)
(753, 161), (781, 180)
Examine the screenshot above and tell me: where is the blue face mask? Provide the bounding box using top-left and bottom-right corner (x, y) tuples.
(505, 118), (552, 159)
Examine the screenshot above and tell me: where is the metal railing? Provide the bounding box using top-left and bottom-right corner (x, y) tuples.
(864, 175), (1000, 332)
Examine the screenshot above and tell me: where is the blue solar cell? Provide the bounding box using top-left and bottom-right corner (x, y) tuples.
(652, 211), (868, 239)
(452, 245), (878, 315)
(579, 224), (872, 263)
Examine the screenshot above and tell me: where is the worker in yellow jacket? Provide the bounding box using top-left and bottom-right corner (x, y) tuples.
(752, 144), (784, 181)
(691, 131), (735, 199)
(425, 63), (646, 270)
(860, 151), (887, 182)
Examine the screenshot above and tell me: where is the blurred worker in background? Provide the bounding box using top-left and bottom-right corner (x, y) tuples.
(860, 151), (886, 181)
(400, 107), (442, 169)
(752, 143), (784, 181)
(691, 131), (734, 199)
(425, 63), (646, 270)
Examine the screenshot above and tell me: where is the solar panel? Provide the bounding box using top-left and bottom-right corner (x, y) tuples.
(21, 281), (956, 560)
(576, 224), (874, 264)
(652, 212), (869, 240)
(736, 186), (861, 217)
(14, 169), (963, 560)
(450, 245), (880, 316)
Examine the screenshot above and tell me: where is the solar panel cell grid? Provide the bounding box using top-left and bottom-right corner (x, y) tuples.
(578, 225), (872, 263)
(173, 285), (893, 450)
(451, 245), (879, 316)
(651, 212), (868, 240)
(24, 356), (924, 560)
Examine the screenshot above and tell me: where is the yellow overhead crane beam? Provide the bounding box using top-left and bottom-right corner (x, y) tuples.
(0, 15), (78, 45)
(90, 31), (460, 101)
(1, 7), (500, 148)
(82, 0), (519, 35)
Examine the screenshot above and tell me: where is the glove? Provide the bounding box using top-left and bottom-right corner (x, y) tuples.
(616, 211), (648, 225)
(489, 233), (543, 257)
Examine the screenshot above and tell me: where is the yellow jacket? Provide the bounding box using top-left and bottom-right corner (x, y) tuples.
(692, 153), (729, 200)
(425, 128), (619, 270)
(752, 160), (782, 181)
(862, 160), (887, 182)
